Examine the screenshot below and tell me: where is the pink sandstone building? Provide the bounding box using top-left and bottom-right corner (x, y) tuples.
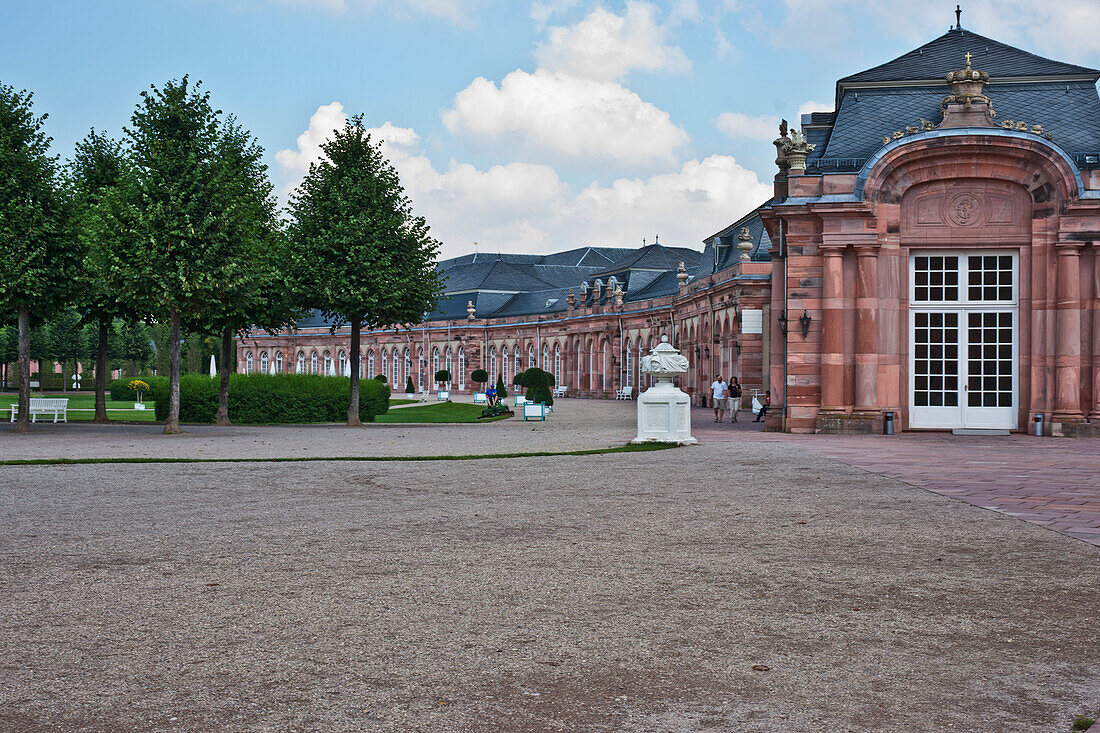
(241, 25), (1100, 435)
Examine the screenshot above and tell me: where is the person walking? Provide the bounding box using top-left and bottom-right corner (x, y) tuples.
(753, 390), (771, 422)
(729, 377), (742, 422)
(710, 375), (728, 422)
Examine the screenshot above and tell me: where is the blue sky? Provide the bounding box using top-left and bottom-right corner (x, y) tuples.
(4, 0), (1099, 259)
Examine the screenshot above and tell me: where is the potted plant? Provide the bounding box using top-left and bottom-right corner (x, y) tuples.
(405, 375), (415, 397)
(471, 368), (488, 403)
(128, 379), (150, 410)
(435, 369), (451, 400)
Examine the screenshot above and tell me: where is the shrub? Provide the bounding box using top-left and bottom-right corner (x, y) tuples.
(513, 370), (527, 388)
(374, 374), (387, 383)
(471, 368), (488, 386)
(435, 369), (450, 382)
(495, 373), (508, 400)
(522, 367), (555, 406)
(405, 376), (415, 394)
(149, 374), (390, 424)
(111, 376), (167, 401)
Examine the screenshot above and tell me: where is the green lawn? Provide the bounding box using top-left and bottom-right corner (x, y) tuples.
(1, 392), (158, 423)
(389, 398), (417, 406)
(374, 401), (511, 423)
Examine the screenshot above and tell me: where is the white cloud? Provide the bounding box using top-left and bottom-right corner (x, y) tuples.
(442, 68), (689, 168)
(277, 106), (771, 259)
(714, 112), (781, 141)
(529, 0), (580, 25)
(535, 1), (691, 81)
(274, 101), (349, 178)
(798, 100), (834, 117)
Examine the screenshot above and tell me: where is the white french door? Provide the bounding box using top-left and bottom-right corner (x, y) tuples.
(909, 252), (1018, 430)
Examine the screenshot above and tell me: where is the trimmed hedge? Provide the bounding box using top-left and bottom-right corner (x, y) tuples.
(145, 374), (390, 424)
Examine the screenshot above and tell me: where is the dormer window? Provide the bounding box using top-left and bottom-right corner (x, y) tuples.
(545, 298), (559, 309)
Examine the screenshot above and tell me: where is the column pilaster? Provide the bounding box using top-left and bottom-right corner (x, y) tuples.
(819, 244), (847, 413)
(854, 245), (879, 413)
(1054, 240), (1085, 420)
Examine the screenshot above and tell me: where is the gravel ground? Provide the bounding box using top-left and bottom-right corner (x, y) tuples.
(0, 398), (637, 461)
(1, 442), (1097, 732)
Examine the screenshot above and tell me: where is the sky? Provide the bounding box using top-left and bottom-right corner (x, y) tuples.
(4, 0), (1100, 260)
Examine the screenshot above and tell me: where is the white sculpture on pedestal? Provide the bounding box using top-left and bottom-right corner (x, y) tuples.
(631, 335), (697, 445)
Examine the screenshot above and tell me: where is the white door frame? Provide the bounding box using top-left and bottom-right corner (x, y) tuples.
(908, 250), (1018, 430)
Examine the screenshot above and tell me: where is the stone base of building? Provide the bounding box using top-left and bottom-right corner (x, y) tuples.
(1052, 418), (1099, 438)
(815, 411), (883, 435)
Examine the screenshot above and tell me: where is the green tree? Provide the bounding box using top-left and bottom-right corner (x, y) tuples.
(521, 367), (555, 406)
(71, 129), (128, 421)
(116, 320), (154, 376)
(495, 373), (508, 400)
(286, 115), (442, 426)
(92, 77), (253, 433)
(0, 323), (16, 389)
(47, 308), (84, 392)
(196, 118), (300, 426)
(471, 368), (488, 389)
(405, 375), (415, 395)
(0, 83), (79, 431)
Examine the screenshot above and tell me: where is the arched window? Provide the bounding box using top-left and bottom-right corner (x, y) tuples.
(489, 346), (497, 383)
(393, 348), (401, 385)
(553, 343), (562, 386)
(338, 350), (347, 377)
(297, 351), (305, 374)
(367, 350), (375, 378)
(323, 350), (333, 376)
(457, 347), (466, 390)
(432, 347), (440, 388)
(259, 351), (269, 374)
(444, 347), (453, 388)
(403, 349), (411, 388)
(245, 351), (254, 374)
(625, 340), (633, 392)
(380, 349), (387, 381)
(502, 345), (509, 387)
(417, 348), (425, 391)
(528, 344), (535, 368)
(310, 351), (318, 375)
(275, 351), (283, 374)
(588, 342), (596, 390)
(602, 341), (609, 390)
(542, 343), (550, 371)
(514, 345), (521, 376)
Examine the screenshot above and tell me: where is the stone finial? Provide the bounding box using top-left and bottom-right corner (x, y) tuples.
(566, 288), (576, 310)
(613, 283), (625, 306)
(940, 52), (996, 127)
(773, 119), (791, 176)
(466, 300), (476, 320)
(737, 226), (754, 261)
(676, 261), (689, 286)
(780, 130), (816, 172)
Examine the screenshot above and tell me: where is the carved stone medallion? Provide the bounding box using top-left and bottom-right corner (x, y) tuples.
(946, 192), (982, 226)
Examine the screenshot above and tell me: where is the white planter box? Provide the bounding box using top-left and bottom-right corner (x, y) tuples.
(133, 403), (146, 410)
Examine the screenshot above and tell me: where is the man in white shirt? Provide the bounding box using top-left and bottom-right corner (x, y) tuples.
(710, 376), (728, 423)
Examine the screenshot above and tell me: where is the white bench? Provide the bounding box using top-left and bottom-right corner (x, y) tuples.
(552, 386), (567, 398)
(437, 390), (450, 401)
(10, 398), (69, 423)
(473, 392), (487, 404)
(615, 387), (632, 400)
(522, 402), (547, 421)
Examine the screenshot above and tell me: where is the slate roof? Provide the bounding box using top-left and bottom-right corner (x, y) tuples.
(700, 203), (774, 275)
(838, 28), (1099, 86)
(802, 27), (1100, 172)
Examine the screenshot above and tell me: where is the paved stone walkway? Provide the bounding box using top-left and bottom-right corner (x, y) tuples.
(693, 406), (1100, 547)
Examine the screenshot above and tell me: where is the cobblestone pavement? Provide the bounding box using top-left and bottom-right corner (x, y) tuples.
(693, 407), (1100, 547)
(1, 444), (1097, 732)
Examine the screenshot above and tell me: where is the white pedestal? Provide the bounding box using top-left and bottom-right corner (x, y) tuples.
(631, 381), (696, 445)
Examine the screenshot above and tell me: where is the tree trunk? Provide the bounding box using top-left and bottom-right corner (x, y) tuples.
(347, 317), (363, 426)
(93, 316), (109, 424)
(216, 327), (232, 426)
(14, 308), (31, 433)
(61, 361), (68, 393)
(164, 308), (183, 434)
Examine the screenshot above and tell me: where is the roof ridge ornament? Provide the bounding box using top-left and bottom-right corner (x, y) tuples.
(737, 227), (754, 261)
(780, 129), (816, 172)
(939, 52), (997, 128)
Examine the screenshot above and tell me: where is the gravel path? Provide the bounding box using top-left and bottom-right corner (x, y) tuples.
(1, 442), (1096, 732)
(0, 398), (637, 461)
